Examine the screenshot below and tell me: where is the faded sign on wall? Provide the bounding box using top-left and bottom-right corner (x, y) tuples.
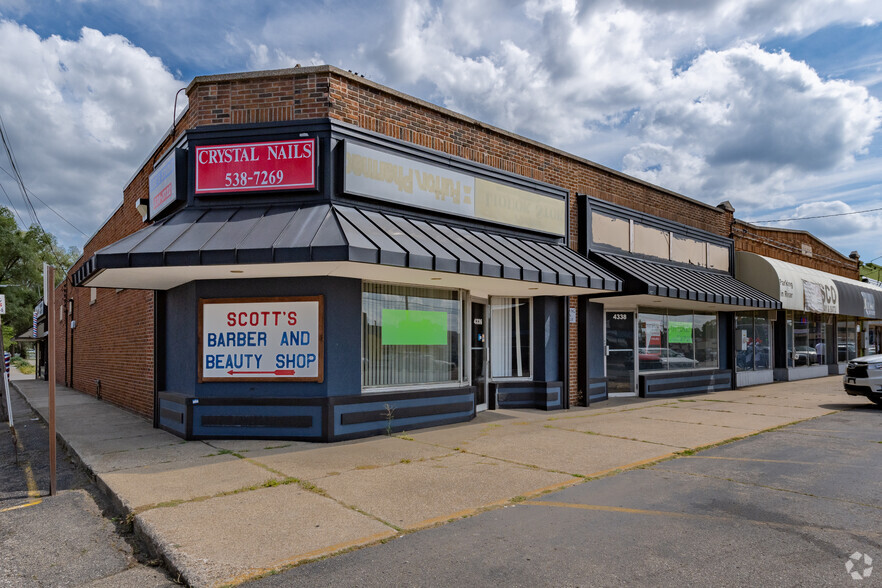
(343, 141), (566, 236)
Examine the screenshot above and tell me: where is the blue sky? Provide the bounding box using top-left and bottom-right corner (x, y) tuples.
(0, 0), (881, 263)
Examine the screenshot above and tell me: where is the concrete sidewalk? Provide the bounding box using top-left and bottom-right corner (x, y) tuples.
(10, 376), (867, 587)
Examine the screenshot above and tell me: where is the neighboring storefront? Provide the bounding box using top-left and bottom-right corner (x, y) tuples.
(14, 301), (48, 381)
(73, 119), (621, 441)
(577, 197), (780, 399)
(735, 252), (882, 382)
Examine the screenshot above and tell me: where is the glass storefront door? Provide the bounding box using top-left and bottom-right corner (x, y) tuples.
(606, 311), (636, 395)
(471, 301), (488, 411)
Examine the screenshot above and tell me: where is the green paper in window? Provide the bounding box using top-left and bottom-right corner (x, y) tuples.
(668, 320), (693, 344)
(381, 309), (448, 345)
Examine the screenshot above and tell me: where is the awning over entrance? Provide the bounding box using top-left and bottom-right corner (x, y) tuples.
(75, 204), (622, 296)
(736, 252), (882, 318)
(14, 331), (46, 342)
(590, 252), (781, 310)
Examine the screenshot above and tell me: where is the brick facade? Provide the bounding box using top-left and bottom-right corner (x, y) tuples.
(55, 65), (794, 415)
(732, 220), (859, 279)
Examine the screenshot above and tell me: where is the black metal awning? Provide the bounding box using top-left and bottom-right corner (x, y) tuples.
(74, 205), (622, 293)
(592, 252), (780, 309)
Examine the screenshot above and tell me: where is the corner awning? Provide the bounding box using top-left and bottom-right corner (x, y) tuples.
(74, 205), (622, 297)
(589, 252), (781, 310)
(736, 252), (882, 318)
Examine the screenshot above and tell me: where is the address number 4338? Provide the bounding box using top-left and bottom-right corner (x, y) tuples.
(225, 170), (285, 187)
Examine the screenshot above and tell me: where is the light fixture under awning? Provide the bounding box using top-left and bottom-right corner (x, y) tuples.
(74, 204), (622, 296)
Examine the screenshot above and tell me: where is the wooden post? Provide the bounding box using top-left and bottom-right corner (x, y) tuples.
(47, 265), (56, 497)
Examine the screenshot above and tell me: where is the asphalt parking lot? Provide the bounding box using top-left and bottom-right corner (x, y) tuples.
(251, 402), (882, 587)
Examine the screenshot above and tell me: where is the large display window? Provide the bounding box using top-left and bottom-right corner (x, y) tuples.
(787, 311), (825, 366)
(362, 283), (463, 390)
(736, 311), (772, 372)
(490, 297), (532, 379)
(836, 317), (858, 362)
(638, 308), (718, 372)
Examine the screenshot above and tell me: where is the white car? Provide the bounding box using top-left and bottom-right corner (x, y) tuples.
(844, 354), (882, 406)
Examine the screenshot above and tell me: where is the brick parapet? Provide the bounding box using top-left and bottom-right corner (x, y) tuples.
(732, 220), (859, 279)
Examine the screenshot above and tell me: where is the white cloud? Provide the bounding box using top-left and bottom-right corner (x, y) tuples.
(624, 44), (882, 202)
(351, 0), (882, 257)
(2, 0), (882, 258)
(0, 21), (183, 246)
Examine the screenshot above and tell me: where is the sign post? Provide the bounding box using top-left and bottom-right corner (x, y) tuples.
(1, 294), (13, 432)
(45, 264), (56, 496)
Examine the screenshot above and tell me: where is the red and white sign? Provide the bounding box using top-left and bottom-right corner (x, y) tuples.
(199, 296), (323, 382)
(195, 138), (316, 194)
(148, 151), (179, 218)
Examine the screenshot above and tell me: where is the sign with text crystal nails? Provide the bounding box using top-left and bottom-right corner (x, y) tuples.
(195, 138), (316, 194)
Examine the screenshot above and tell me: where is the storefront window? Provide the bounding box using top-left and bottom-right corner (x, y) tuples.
(786, 314), (794, 367)
(694, 313), (718, 368)
(490, 297), (531, 379)
(638, 309), (717, 372)
(736, 311), (771, 372)
(362, 283), (462, 389)
(790, 311), (825, 366)
(808, 313), (825, 365)
(638, 310), (666, 372)
(837, 318), (857, 362)
(735, 313), (755, 372)
(668, 312), (694, 367)
(755, 314), (771, 369)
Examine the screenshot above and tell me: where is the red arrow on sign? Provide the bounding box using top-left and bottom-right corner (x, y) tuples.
(226, 369), (296, 376)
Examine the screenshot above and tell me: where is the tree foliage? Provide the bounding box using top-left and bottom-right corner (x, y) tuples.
(0, 206), (79, 349)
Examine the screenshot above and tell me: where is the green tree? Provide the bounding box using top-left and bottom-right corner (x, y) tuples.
(0, 206), (79, 351)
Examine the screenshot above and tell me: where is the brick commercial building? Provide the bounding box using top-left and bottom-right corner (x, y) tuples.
(56, 65), (882, 441)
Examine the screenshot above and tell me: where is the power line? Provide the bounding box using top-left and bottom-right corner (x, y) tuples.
(0, 179), (27, 226)
(0, 111), (70, 270)
(0, 113), (36, 227)
(752, 205), (882, 223)
(0, 164), (87, 237)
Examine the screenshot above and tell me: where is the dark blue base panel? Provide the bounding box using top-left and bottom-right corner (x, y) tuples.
(493, 381), (563, 410)
(587, 378), (608, 404)
(639, 369), (732, 398)
(157, 387), (476, 442)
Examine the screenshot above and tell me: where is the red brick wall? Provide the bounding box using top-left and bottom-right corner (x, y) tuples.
(57, 65), (744, 412)
(53, 118), (185, 418)
(732, 221), (859, 279)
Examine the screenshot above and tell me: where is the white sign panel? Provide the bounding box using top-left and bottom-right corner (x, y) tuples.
(344, 141), (566, 236)
(802, 280), (837, 314)
(862, 292), (876, 317)
(148, 151), (179, 219)
(199, 297), (323, 382)
(345, 141), (476, 218)
(0, 294), (5, 315)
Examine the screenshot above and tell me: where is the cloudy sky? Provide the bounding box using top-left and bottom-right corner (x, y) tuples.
(1, 0), (881, 263)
